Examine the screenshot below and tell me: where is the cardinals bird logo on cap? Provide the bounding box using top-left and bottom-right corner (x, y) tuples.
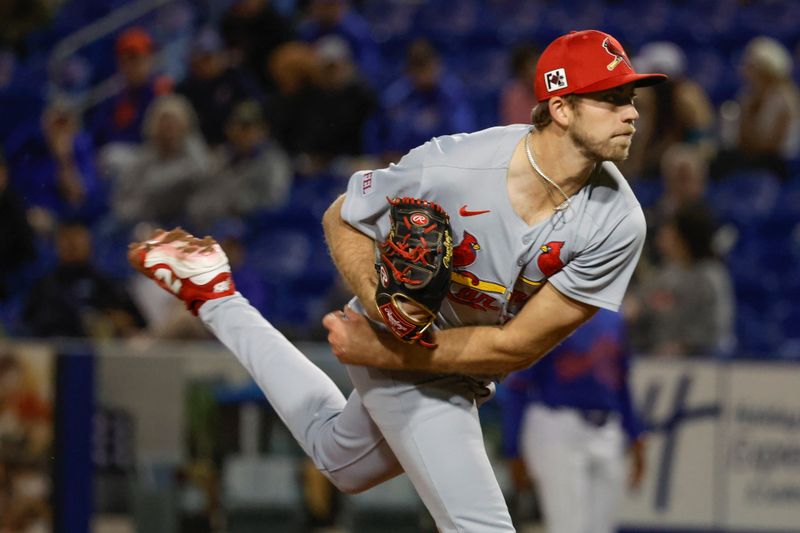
(602, 38), (632, 71)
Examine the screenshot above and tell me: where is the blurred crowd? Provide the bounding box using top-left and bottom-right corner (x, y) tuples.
(0, 0), (799, 359)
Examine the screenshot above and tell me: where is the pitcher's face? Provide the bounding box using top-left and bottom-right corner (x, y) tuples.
(568, 84), (639, 162)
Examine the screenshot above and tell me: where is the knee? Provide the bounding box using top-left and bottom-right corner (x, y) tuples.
(324, 462), (403, 495)
(336, 482), (371, 495)
(325, 470), (376, 495)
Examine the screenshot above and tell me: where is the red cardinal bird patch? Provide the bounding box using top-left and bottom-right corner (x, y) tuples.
(537, 241), (565, 277)
(453, 231), (480, 268)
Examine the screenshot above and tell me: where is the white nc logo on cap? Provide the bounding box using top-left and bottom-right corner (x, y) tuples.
(544, 68), (568, 92)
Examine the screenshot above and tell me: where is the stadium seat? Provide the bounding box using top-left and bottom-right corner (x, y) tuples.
(708, 171), (781, 225)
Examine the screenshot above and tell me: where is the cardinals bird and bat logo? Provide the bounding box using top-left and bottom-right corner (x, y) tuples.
(602, 37), (632, 71)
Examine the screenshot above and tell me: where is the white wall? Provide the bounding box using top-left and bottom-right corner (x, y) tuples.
(621, 359), (800, 532)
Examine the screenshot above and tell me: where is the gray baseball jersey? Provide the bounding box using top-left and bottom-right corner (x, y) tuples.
(199, 125), (646, 533)
(342, 124), (646, 329)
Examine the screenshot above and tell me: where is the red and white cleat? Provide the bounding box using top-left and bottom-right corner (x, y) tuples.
(128, 228), (236, 315)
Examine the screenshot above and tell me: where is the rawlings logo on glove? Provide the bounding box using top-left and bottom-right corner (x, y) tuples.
(375, 197), (453, 348)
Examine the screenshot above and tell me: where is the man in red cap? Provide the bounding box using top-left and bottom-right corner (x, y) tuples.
(89, 27), (172, 147)
(129, 30), (665, 532)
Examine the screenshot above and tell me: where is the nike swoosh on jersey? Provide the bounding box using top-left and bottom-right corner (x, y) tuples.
(459, 205), (491, 217)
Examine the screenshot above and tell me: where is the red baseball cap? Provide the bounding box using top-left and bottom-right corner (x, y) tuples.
(116, 27), (154, 58)
(534, 30), (667, 101)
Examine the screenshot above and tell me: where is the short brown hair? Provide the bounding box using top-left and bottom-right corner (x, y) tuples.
(530, 95), (579, 128)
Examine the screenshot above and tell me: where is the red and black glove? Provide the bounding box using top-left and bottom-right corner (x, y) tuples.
(375, 197), (453, 348)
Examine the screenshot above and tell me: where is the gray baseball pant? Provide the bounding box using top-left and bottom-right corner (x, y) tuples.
(200, 293), (515, 532)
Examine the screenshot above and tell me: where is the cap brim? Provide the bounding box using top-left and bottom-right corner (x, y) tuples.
(575, 72), (668, 94)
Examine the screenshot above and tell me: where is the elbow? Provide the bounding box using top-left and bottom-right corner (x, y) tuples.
(507, 352), (546, 373)
(503, 352), (540, 373)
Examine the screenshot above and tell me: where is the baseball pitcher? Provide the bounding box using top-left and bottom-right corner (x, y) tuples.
(129, 30), (665, 532)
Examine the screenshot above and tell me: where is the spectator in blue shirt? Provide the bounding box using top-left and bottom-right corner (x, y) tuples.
(219, 0), (294, 91)
(377, 39), (476, 160)
(89, 27), (172, 148)
(297, 0), (382, 81)
(23, 221), (145, 338)
(268, 37), (377, 169)
(500, 309), (646, 533)
(177, 28), (264, 147)
(7, 100), (105, 229)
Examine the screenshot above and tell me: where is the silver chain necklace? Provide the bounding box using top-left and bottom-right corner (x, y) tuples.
(524, 131), (572, 212)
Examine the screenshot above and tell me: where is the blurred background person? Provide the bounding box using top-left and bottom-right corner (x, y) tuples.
(189, 100), (292, 228)
(0, 152), (36, 301)
(89, 27), (172, 148)
(297, 0), (381, 81)
(652, 143), (711, 221)
(266, 40), (322, 156)
(377, 38), (476, 161)
(106, 94), (209, 227)
(6, 99), (105, 232)
(500, 309), (646, 533)
(269, 36), (376, 172)
(624, 204), (736, 357)
(177, 27), (264, 147)
(499, 43), (539, 126)
(0, 0), (54, 56)
(624, 41), (715, 180)
(636, 143), (713, 268)
(22, 221), (145, 338)
(713, 36), (800, 181)
(219, 0), (294, 91)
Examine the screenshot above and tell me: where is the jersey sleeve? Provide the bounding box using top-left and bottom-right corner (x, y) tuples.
(548, 207), (646, 311)
(340, 143), (428, 242)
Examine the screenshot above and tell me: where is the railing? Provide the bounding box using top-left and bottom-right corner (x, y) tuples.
(46, 0), (175, 109)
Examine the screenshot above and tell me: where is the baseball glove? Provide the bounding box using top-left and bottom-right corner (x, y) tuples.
(375, 197), (453, 348)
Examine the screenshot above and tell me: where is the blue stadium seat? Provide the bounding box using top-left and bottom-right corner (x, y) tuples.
(0, 88), (45, 145)
(91, 219), (136, 280)
(362, 0), (421, 43)
(777, 338), (800, 360)
(735, 0), (800, 44)
(684, 47), (738, 104)
(708, 171), (781, 226)
(631, 180), (663, 209)
(484, 0), (542, 44)
(735, 304), (783, 356)
(416, 0), (483, 44)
